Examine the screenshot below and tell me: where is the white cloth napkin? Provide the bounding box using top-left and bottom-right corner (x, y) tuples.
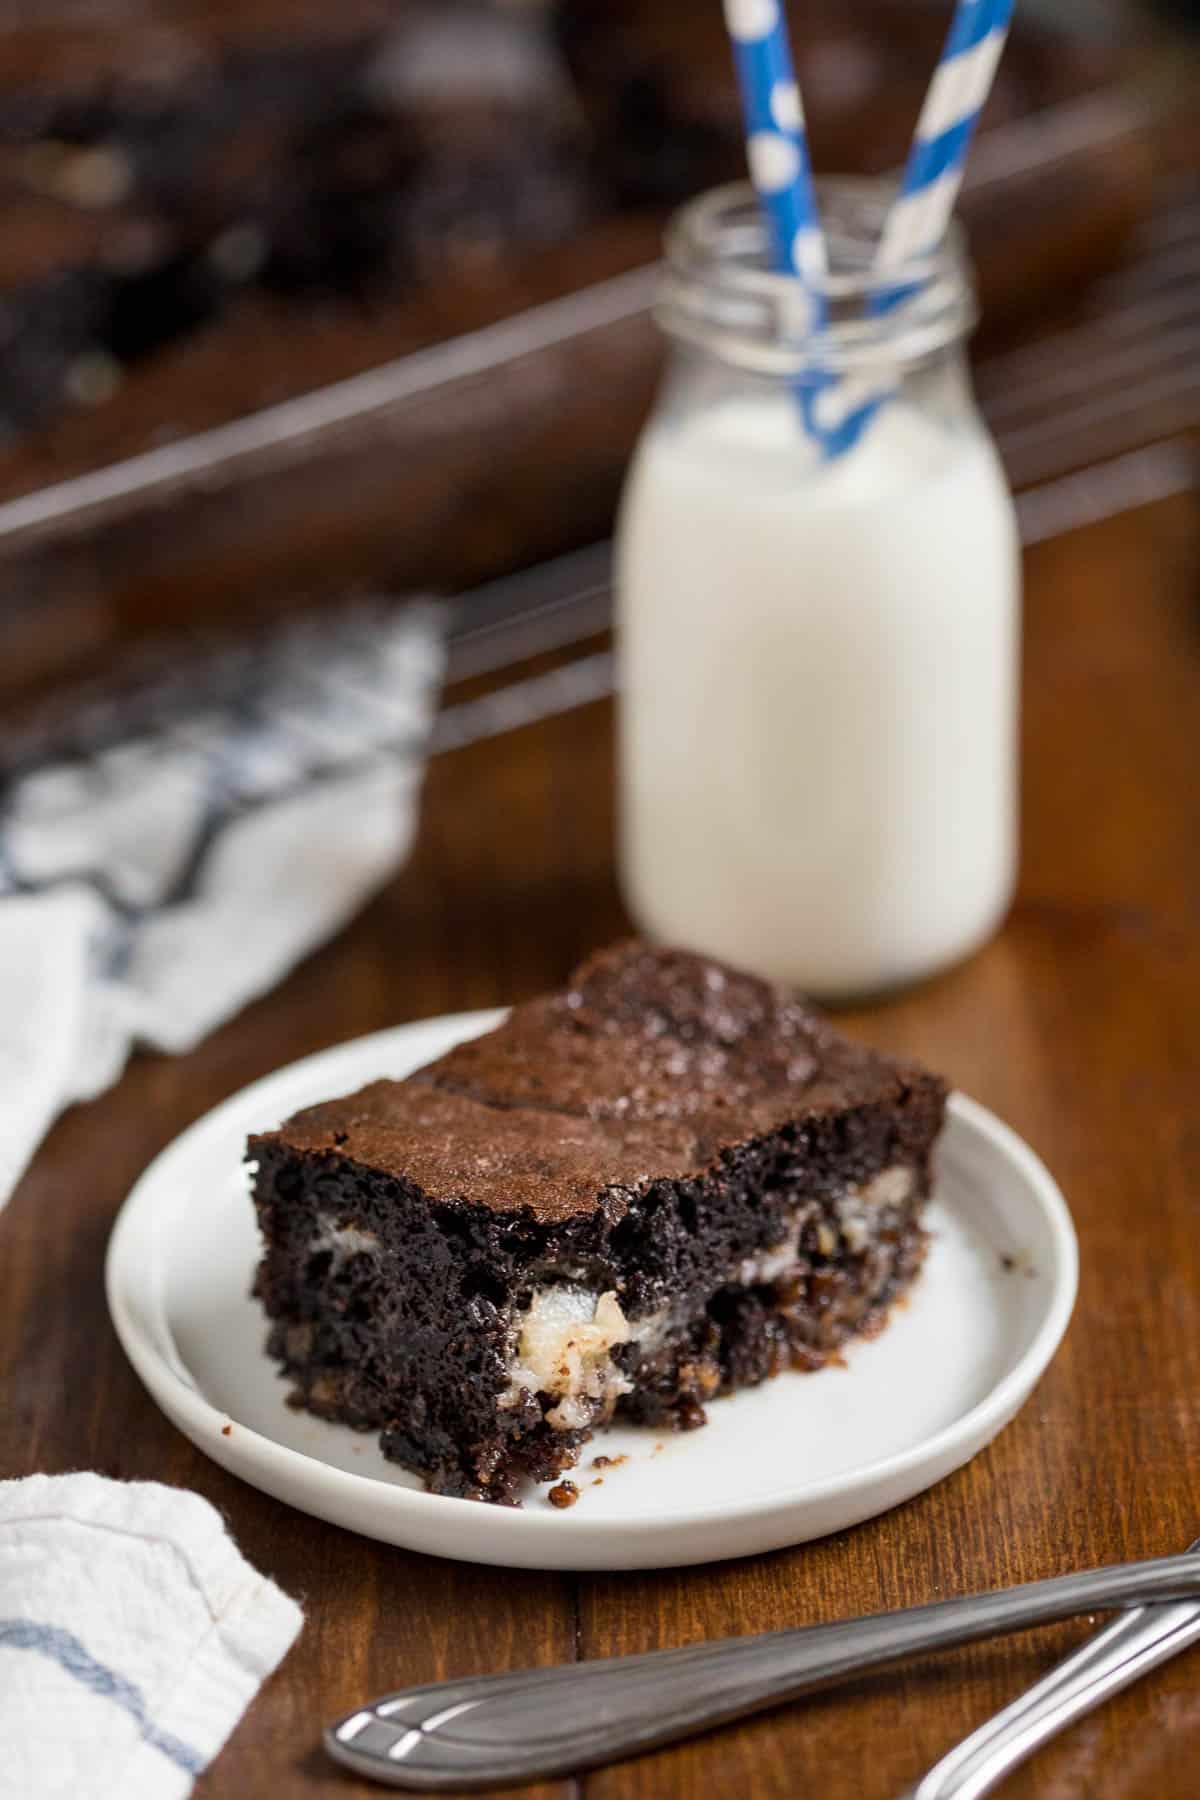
(0, 1474), (303, 1800)
(0, 597), (443, 1211)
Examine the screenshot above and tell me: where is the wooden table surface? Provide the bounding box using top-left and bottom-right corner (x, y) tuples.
(2, 479), (1198, 1798)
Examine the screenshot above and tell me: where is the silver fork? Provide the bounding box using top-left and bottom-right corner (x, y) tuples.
(900, 1537), (1200, 1799)
(325, 1551), (1200, 1791)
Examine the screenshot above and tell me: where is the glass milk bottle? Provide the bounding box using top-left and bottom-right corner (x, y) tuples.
(616, 181), (1021, 1001)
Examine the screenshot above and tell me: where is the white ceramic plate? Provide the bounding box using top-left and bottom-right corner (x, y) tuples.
(107, 1011), (1077, 1571)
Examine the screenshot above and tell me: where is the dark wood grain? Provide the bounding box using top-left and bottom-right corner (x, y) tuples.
(1, 486), (1198, 1800)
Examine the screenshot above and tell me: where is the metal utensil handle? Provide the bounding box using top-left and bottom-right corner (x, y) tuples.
(325, 1553), (1200, 1791)
(909, 1534), (1200, 1799)
(913, 1607), (1200, 1799)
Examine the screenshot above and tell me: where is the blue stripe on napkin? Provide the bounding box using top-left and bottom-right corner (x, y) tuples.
(0, 1619), (205, 1775)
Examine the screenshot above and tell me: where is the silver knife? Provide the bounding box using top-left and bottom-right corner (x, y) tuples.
(324, 1551), (1200, 1790)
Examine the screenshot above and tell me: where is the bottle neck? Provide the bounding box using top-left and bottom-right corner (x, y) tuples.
(657, 179), (977, 383)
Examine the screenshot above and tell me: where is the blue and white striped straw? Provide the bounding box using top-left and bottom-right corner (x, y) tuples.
(722, 0), (830, 444)
(875, 0), (1016, 279)
(816, 0), (1016, 452)
(723, 0), (825, 301)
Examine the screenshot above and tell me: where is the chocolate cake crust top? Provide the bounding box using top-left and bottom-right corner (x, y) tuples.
(264, 942), (939, 1224)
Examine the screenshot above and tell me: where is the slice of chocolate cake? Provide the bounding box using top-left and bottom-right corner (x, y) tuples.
(249, 942), (946, 1503)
